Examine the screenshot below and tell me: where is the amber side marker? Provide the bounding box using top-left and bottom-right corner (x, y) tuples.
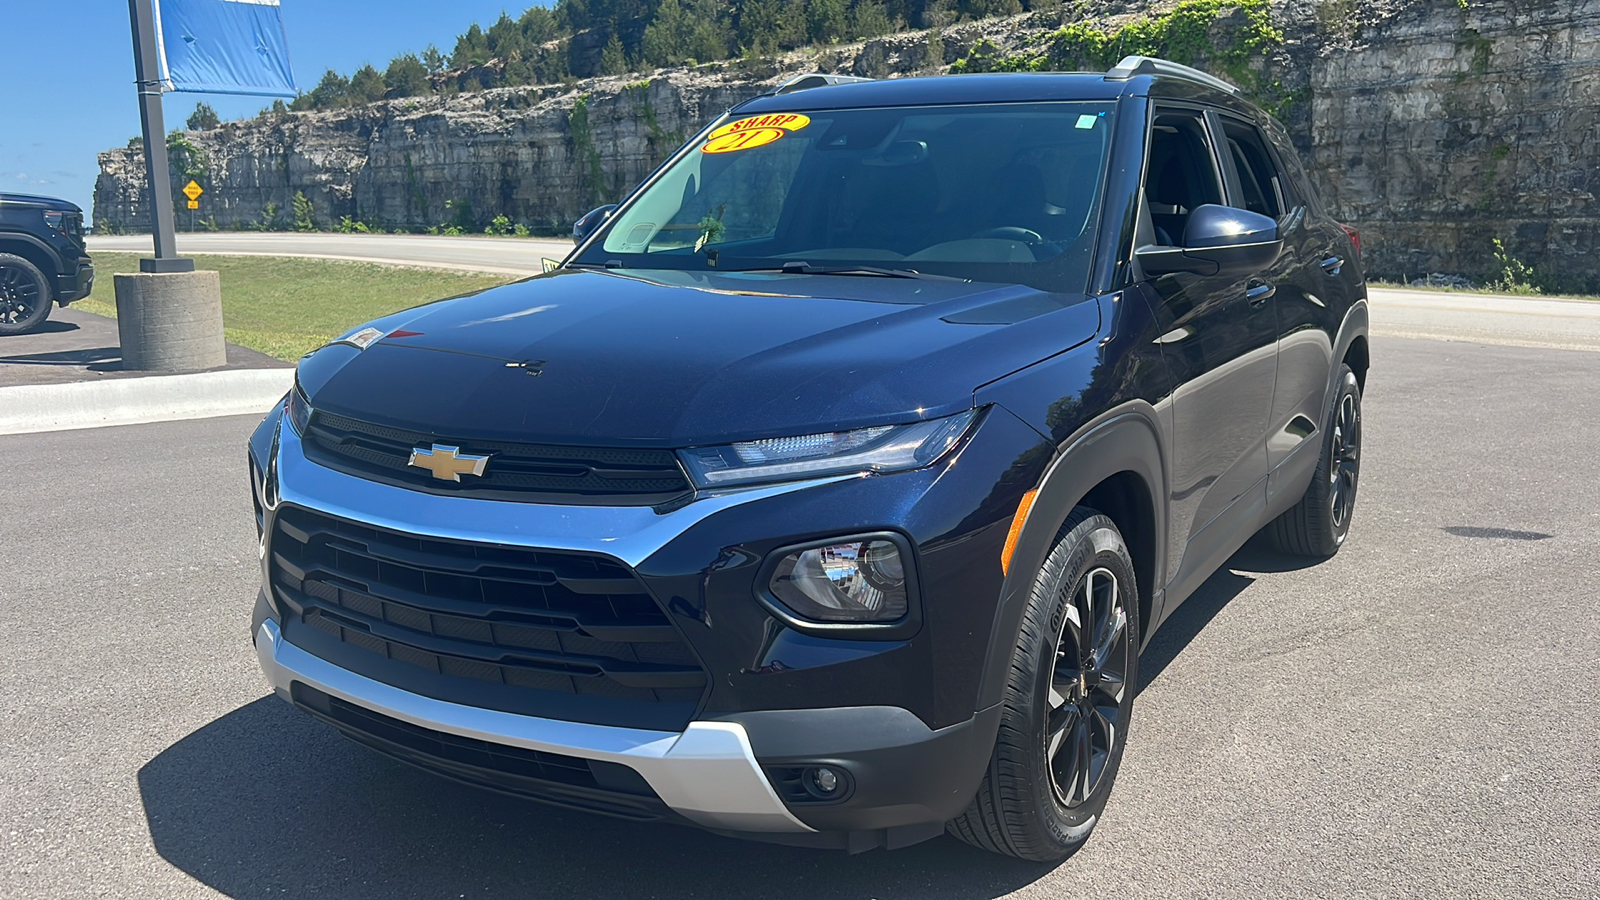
(1000, 489), (1039, 576)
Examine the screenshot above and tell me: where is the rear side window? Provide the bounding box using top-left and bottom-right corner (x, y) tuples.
(1220, 119), (1283, 218)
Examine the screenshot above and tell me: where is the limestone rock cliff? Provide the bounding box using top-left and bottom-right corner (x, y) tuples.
(94, 0), (1600, 289)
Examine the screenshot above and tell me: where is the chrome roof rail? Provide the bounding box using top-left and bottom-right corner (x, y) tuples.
(1105, 55), (1240, 94)
(769, 73), (875, 95)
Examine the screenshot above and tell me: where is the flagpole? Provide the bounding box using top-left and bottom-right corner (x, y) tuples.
(127, 0), (192, 273)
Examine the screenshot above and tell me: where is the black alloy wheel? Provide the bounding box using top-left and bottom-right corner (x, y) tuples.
(0, 253), (52, 336)
(1265, 363), (1363, 557)
(1045, 565), (1131, 810)
(1329, 387), (1361, 530)
(949, 507), (1138, 862)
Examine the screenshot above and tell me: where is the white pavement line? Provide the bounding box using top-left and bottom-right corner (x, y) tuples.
(0, 369), (294, 436)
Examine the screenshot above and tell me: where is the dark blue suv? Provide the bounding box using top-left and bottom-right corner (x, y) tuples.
(249, 56), (1368, 861)
(0, 193), (93, 335)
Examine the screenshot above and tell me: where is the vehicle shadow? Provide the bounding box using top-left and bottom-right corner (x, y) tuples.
(0, 319), (80, 336)
(138, 697), (1055, 900)
(1139, 536), (1313, 688)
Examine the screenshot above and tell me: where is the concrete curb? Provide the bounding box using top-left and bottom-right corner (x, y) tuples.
(0, 369), (293, 436)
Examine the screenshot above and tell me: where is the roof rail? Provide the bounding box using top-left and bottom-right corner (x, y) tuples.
(768, 73), (875, 95)
(1105, 55), (1239, 94)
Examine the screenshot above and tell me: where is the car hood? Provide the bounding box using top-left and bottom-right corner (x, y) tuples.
(297, 267), (1099, 447)
(0, 192), (80, 211)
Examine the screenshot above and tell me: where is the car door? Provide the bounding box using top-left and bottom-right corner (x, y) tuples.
(1217, 115), (1353, 505)
(1139, 107), (1279, 598)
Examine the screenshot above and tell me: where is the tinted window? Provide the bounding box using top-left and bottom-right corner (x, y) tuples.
(575, 102), (1116, 292)
(1144, 110), (1225, 246)
(1221, 119), (1282, 218)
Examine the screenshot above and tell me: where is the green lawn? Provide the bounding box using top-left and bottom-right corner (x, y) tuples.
(78, 253), (511, 361)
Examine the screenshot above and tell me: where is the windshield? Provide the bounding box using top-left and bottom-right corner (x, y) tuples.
(572, 101), (1115, 292)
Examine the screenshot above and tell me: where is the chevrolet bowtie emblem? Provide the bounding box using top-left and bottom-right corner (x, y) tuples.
(408, 444), (491, 482)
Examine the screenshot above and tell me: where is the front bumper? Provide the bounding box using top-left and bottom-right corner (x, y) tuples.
(248, 399), (1050, 847)
(56, 257), (93, 304)
(257, 618), (812, 834)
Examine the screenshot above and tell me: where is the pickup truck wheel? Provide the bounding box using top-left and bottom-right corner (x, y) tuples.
(0, 253), (52, 336)
(948, 507), (1138, 862)
(1266, 364), (1362, 557)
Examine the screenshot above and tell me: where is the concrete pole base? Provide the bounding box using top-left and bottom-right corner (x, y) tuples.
(112, 269), (226, 373)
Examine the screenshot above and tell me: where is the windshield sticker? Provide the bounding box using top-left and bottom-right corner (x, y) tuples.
(702, 113), (810, 154)
(1075, 114), (1099, 129)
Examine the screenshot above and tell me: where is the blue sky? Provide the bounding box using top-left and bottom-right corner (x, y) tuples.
(1, 1), (540, 223)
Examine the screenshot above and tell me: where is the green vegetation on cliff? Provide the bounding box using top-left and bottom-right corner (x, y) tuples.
(951, 0), (1281, 91)
(282, 0), (1035, 111)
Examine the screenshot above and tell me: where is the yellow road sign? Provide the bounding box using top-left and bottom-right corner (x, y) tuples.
(186, 199), (200, 209)
(182, 180), (204, 201)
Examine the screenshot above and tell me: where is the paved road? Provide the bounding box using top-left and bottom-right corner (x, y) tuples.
(89, 233), (1600, 353)
(3, 335), (1596, 898)
(88, 233), (574, 278)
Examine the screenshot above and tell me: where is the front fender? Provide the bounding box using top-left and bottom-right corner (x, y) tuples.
(971, 405), (1168, 712)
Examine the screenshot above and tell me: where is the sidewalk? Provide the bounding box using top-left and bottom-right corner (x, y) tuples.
(0, 306), (292, 435)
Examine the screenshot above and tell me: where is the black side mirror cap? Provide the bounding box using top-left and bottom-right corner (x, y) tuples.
(1137, 204), (1283, 277)
(572, 204), (618, 242)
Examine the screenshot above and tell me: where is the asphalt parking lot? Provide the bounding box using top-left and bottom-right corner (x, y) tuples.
(2, 334), (1596, 899)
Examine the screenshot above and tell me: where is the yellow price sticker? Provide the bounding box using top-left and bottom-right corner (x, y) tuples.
(701, 113), (810, 154)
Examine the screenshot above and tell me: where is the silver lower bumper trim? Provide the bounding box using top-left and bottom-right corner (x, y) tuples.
(256, 620), (812, 834)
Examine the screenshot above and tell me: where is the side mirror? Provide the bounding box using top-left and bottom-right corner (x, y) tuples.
(572, 204), (617, 242)
(1136, 204), (1282, 277)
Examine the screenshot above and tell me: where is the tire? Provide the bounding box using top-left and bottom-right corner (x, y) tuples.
(0, 252), (53, 336)
(1265, 363), (1363, 557)
(948, 507), (1139, 862)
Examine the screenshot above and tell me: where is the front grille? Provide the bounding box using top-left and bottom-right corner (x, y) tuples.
(292, 683), (678, 822)
(300, 411), (692, 505)
(270, 506), (707, 731)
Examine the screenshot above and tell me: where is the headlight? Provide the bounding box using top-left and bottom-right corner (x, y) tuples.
(678, 409), (977, 488)
(767, 537), (910, 623)
(286, 379), (312, 435)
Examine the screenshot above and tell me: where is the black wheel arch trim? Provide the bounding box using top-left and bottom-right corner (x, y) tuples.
(1328, 299), (1370, 413)
(973, 404), (1169, 714)
(0, 232), (63, 279)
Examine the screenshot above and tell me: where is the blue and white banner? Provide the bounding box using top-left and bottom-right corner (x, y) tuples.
(154, 0), (297, 97)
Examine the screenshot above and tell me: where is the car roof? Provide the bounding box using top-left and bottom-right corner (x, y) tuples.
(733, 72), (1137, 114)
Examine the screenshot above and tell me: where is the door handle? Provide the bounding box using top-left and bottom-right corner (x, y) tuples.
(1321, 256), (1345, 275)
(1246, 280), (1275, 308)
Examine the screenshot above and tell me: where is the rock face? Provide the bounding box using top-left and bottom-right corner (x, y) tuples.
(94, 0), (1600, 289)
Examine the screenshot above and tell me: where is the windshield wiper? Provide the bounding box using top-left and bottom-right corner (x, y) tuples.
(725, 261), (969, 282)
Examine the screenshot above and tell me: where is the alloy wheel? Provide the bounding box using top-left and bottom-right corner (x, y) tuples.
(0, 264), (43, 327)
(1045, 565), (1131, 809)
(1329, 390), (1361, 528)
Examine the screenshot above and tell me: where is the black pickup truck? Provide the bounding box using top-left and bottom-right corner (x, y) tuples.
(0, 192), (94, 335)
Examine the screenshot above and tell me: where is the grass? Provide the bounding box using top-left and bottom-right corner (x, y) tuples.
(79, 253), (511, 361)
(1368, 280), (1600, 301)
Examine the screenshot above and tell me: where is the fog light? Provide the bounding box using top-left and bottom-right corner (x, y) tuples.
(811, 767), (840, 794)
(768, 538), (908, 623)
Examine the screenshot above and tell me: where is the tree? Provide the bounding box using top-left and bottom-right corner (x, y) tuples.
(807, 0), (849, 44)
(385, 53), (430, 96)
(186, 102), (220, 131)
(642, 0), (690, 66)
(735, 0), (805, 54)
(518, 6), (558, 44)
(292, 191), (316, 231)
(850, 0), (895, 40)
(599, 33), (629, 75)
(421, 44), (447, 74)
(300, 69), (350, 110)
(349, 63), (387, 103)
(452, 22), (490, 67)
(487, 12), (527, 58)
